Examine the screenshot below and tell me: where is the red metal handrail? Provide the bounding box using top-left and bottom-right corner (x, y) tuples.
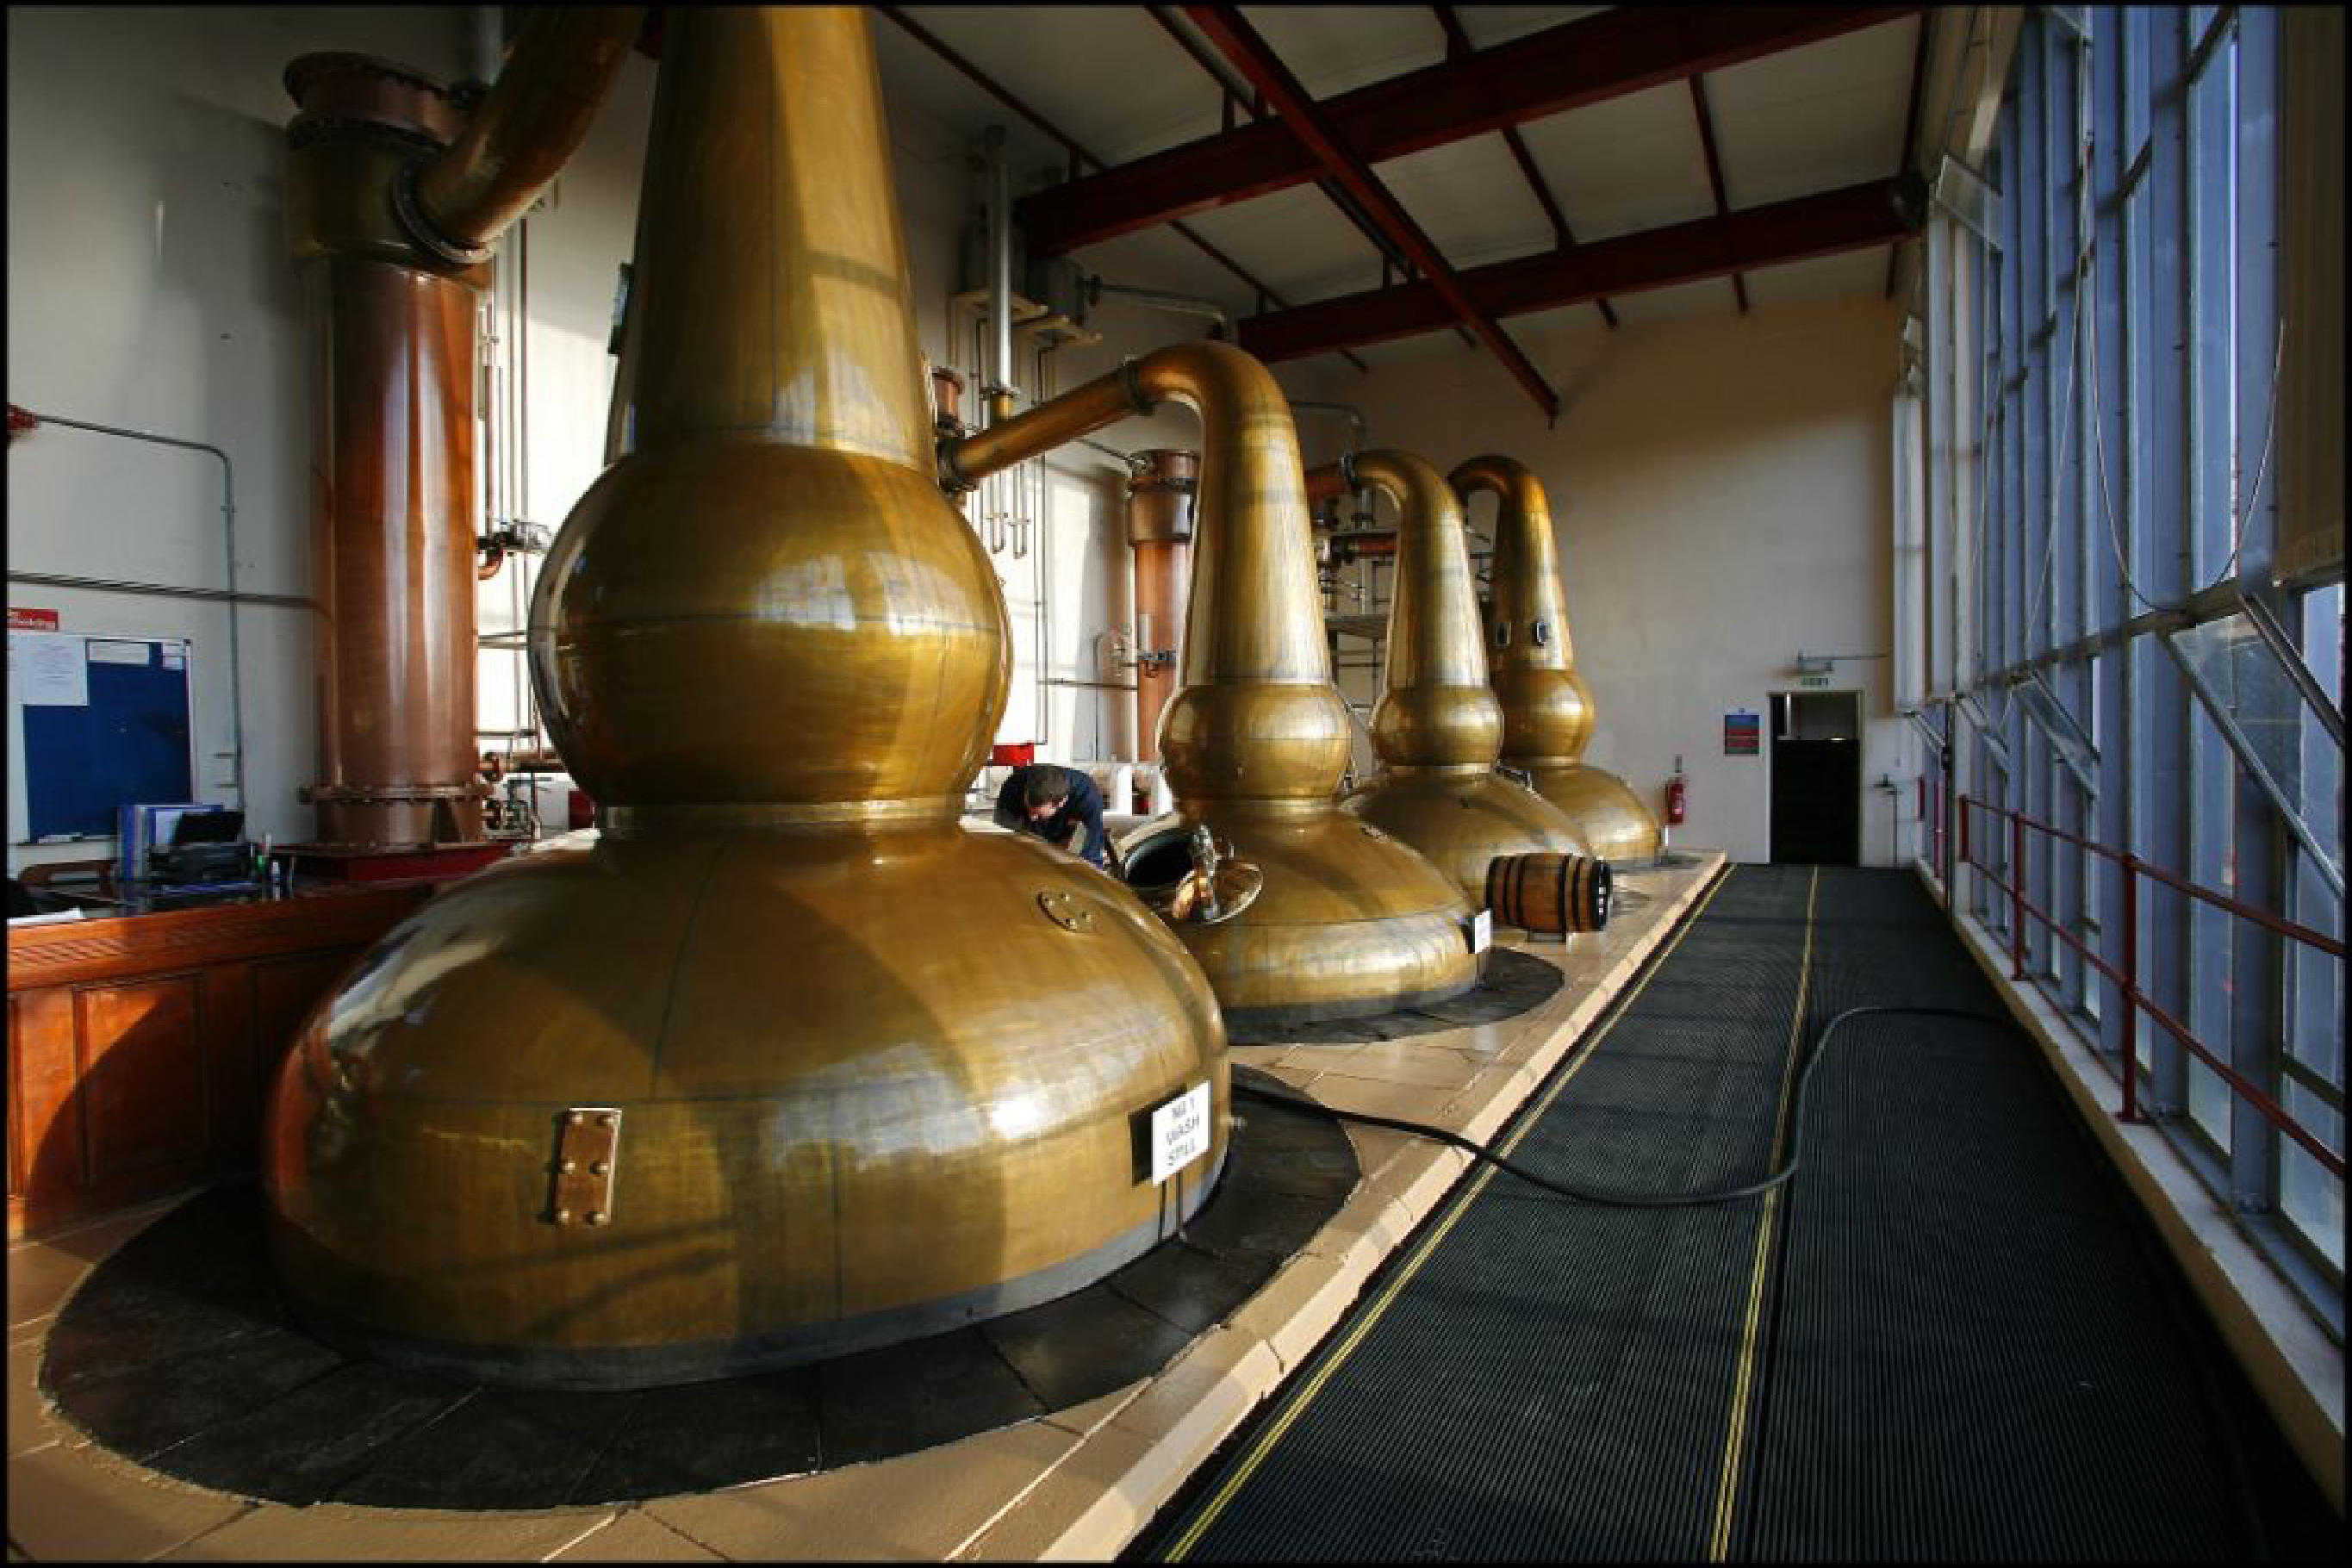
(1957, 793), (2344, 1180)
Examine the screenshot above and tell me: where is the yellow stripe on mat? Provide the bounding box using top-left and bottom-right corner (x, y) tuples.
(1164, 864), (1740, 1563)
(1706, 865), (1820, 1561)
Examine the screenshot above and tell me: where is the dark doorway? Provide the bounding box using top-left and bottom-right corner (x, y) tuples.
(1770, 690), (1861, 865)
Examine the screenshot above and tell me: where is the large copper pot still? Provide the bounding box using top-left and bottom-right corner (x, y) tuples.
(264, 6), (1228, 1390)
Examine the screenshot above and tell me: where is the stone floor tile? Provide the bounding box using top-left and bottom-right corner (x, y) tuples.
(544, 1509), (727, 1561)
(158, 1504), (611, 1561)
(638, 1416), (1073, 1561)
(7, 1441), (253, 1561)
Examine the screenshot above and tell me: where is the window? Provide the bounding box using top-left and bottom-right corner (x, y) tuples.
(1915, 7), (2343, 1316)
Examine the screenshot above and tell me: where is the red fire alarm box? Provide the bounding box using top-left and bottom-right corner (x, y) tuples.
(989, 742), (1036, 768)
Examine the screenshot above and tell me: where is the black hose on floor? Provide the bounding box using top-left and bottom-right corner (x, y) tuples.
(1231, 1005), (2025, 1210)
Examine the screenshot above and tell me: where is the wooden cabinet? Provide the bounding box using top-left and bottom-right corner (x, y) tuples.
(6, 885), (434, 1237)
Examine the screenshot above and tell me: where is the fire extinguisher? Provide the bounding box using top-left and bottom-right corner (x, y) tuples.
(1664, 756), (1688, 826)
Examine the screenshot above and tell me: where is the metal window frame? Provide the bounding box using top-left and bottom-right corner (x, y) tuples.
(1938, 4), (2343, 1309)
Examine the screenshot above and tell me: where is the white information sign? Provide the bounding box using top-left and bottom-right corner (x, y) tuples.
(1149, 1081), (1212, 1185)
(1469, 908), (1492, 954)
(9, 631), (89, 706)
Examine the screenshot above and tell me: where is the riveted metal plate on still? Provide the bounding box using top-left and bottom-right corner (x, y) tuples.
(549, 1106), (622, 1228)
(1036, 890), (1096, 932)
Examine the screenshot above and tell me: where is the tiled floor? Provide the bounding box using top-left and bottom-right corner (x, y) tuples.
(6, 853), (1722, 1563)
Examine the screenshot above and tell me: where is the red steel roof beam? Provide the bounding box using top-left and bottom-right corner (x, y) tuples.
(1021, 5), (1920, 256)
(871, 3), (1372, 375)
(1239, 177), (1923, 363)
(1688, 76), (1750, 314)
(1183, 5), (1559, 421)
(1430, 4), (1619, 331)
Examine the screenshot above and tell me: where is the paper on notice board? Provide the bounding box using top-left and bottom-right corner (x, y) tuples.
(9, 631), (90, 706)
(87, 640), (151, 665)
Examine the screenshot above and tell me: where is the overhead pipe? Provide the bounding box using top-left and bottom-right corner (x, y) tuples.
(946, 343), (1480, 1030)
(1451, 454), (1663, 862)
(1086, 278), (1231, 340)
(395, 7), (643, 265)
(1315, 450), (1594, 899)
(984, 124), (1017, 417)
(265, 6), (1225, 1391)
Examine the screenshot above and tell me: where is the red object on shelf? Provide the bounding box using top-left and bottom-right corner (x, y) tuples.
(568, 789), (594, 830)
(280, 843), (511, 883)
(990, 742), (1036, 767)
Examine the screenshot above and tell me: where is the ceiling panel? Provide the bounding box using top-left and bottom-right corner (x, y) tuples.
(1448, 6), (1614, 52)
(1703, 16), (1920, 208)
(876, 6), (1917, 356)
(1236, 5), (1447, 99)
(1139, 183), (1393, 303)
(886, 6), (1226, 166)
(1377, 134), (1557, 272)
(1515, 84), (1717, 243)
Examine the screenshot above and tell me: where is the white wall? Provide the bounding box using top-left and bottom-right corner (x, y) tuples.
(1282, 292), (1913, 866)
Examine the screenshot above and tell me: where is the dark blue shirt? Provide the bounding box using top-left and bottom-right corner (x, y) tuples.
(992, 764), (1107, 866)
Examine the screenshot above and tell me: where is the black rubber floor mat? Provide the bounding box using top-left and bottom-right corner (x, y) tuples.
(40, 1067), (1357, 1510)
(1135, 867), (2337, 1563)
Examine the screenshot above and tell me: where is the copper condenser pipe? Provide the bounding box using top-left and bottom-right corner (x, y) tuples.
(1128, 449), (1196, 764)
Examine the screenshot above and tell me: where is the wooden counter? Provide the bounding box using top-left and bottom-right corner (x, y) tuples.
(6, 882), (435, 1238)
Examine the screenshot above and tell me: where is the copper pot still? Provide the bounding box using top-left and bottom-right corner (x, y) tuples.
(264, 6), (1228, 1390)
(1322, 450), (1598, 905)
(947, 352), (1482, 1033)
(1452, 455), (1664, 865)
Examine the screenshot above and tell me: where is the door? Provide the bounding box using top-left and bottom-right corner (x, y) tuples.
(1770, 690), (1861, 865)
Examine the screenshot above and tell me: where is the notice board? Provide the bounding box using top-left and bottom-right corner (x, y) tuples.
(7, 631), (196, 842)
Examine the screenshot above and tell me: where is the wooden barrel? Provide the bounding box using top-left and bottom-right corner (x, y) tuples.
(1484, 852), (1611, 934)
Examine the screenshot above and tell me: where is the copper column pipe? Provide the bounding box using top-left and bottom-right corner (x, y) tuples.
(1126, 450), (1197, 765)
(283, 9), (639, 848)
(268, 7), (1225, 1389)
(945, 347), (1480, 1029)
(1451, 454), (1662, 863)
(1317, 451), (1590, 898)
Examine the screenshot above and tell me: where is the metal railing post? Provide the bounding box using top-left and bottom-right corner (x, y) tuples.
(2120, 851), (2140, 1123)
(2011, 810), (2028, 980)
